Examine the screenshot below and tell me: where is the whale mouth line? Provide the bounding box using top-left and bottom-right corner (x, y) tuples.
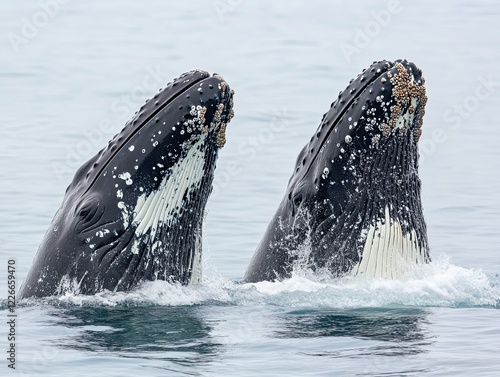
(84, 73), (211, 193)
(304, 64), (389, 178)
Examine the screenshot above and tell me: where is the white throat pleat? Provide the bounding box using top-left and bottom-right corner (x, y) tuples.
(132, 137), (207, 238)
(352, 206), (424, 278)
(189, 229), (203, 283)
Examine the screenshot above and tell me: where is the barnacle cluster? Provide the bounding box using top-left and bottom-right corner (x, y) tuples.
(387, 62), (427, 141)
(194, 79), (235, 148)
(214, 86), (235, 148)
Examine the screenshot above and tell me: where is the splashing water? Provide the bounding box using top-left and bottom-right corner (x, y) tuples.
(15, 254), (498, 310)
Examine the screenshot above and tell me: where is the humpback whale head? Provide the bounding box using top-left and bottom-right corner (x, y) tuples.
(20, 70), (234, 298)
(245, 59), (429, 282)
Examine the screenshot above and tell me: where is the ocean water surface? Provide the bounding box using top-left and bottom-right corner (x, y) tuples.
(1, 1), (499, 376)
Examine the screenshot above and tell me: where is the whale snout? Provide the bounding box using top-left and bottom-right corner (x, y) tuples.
(323, 59), (427, 154)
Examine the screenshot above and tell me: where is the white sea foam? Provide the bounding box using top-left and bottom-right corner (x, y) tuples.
(244, 255), (499, 309)
(47, 254), (499, 309)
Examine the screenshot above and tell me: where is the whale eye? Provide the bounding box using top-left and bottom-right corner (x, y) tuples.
(289, 190), (304, 217)
(78, 204), (97, 222)
(75, 197), (104, 234)
(79, 208), (91, 218)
